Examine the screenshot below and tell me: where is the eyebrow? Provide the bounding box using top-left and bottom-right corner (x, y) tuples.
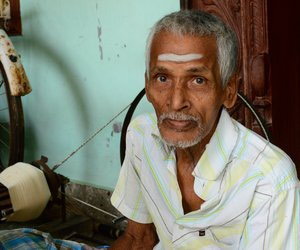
(150, 66), (172, 74)
(186, 66), (209, 73)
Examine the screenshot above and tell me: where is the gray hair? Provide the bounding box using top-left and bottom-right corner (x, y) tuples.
(145, 10), (238, 87)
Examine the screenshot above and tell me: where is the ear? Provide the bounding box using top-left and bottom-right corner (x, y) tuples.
(145, 72), (152, 103)
(223, 75), (238, 109)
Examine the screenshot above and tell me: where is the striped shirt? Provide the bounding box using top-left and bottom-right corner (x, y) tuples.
(111, 109), (300, 249)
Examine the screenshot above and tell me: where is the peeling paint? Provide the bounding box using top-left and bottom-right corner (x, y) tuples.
(0, 29), (31, 96)
(113, 122), (122, 133)
(97, 18), (103, 60)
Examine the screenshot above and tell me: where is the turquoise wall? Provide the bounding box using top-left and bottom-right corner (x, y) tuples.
(11, 0), (179, 190)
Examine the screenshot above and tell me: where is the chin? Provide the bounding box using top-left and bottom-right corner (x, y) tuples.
(164, 139), (202, 149)
(160, 131), (203, 149)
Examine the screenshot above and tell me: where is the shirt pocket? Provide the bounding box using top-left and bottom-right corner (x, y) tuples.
(207, 207), (249, 248)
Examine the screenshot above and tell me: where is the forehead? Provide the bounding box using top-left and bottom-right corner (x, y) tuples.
(150, 31), (217, 63)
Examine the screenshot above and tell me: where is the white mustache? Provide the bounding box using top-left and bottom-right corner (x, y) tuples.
(158, 112), (200, 123)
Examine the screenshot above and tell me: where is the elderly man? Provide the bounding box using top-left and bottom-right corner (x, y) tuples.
(111, 10), (299, 249)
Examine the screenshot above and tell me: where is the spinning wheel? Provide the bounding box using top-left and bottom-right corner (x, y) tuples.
(0, 61), (24, 170)
(0, 29), (31, 171)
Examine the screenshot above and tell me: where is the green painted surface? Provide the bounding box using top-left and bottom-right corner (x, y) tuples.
(11, 0), (179, 190)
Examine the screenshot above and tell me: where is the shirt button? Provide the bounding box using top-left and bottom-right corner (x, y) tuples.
(179, 225), (184, 230)
(199, 230), (205, 236)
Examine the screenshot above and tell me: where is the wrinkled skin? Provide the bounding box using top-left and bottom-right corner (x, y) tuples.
(146, 31), (237, 152)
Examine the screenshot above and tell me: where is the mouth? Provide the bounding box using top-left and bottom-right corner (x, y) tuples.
(163, 118), (197, 131)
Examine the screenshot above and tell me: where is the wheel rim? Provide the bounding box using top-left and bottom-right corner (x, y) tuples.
(0, 62), (24, 170)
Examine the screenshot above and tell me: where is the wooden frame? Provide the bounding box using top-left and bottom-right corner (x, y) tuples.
(0, 0), (21, 35)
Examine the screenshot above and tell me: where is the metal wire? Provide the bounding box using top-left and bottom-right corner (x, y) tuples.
(52, 103), (131, 171)
(59, 191), (118, 219)
(237, 93), (270, 141)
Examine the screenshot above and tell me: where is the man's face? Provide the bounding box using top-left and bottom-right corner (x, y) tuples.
(146, 31), (236, 148)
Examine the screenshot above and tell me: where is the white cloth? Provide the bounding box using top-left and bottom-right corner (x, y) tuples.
(111, 109), (300, 249)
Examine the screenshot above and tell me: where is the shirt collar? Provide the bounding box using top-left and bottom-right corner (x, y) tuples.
(150, 113), (160, 138)
(193, 109), (238, 180)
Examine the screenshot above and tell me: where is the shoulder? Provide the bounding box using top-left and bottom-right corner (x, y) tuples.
(127, 112), (158, 137)
(124, 113), (159, 151)
(232, 120), (299, 192)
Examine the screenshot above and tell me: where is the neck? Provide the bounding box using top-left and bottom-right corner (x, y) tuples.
(175, 109), (222, 170)
(175, 137), (208, 170)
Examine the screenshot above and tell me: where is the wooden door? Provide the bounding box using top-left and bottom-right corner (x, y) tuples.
(180, 0), (300, 174)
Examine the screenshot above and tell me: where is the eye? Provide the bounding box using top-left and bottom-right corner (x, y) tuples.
(157, 75), (168, 83)
(193, 77), (206, 85)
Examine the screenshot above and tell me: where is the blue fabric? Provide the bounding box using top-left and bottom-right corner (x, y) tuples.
(0, 228), (87, 250)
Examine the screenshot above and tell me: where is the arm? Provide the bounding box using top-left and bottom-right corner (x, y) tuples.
(110, 219), (158, 250)
(111, 124), (157, 248)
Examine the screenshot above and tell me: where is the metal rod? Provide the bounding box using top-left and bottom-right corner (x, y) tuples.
(237, 93), (270, 141)
(60, 191), (118, 219)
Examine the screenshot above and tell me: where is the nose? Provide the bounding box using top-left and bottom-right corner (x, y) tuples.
(168, 83), (190, 111)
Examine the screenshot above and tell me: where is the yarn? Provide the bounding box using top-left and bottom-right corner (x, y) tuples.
(0, 162), (51, 222)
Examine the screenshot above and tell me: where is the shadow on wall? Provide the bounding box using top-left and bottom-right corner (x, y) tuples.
(12, 36), (90, 167)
